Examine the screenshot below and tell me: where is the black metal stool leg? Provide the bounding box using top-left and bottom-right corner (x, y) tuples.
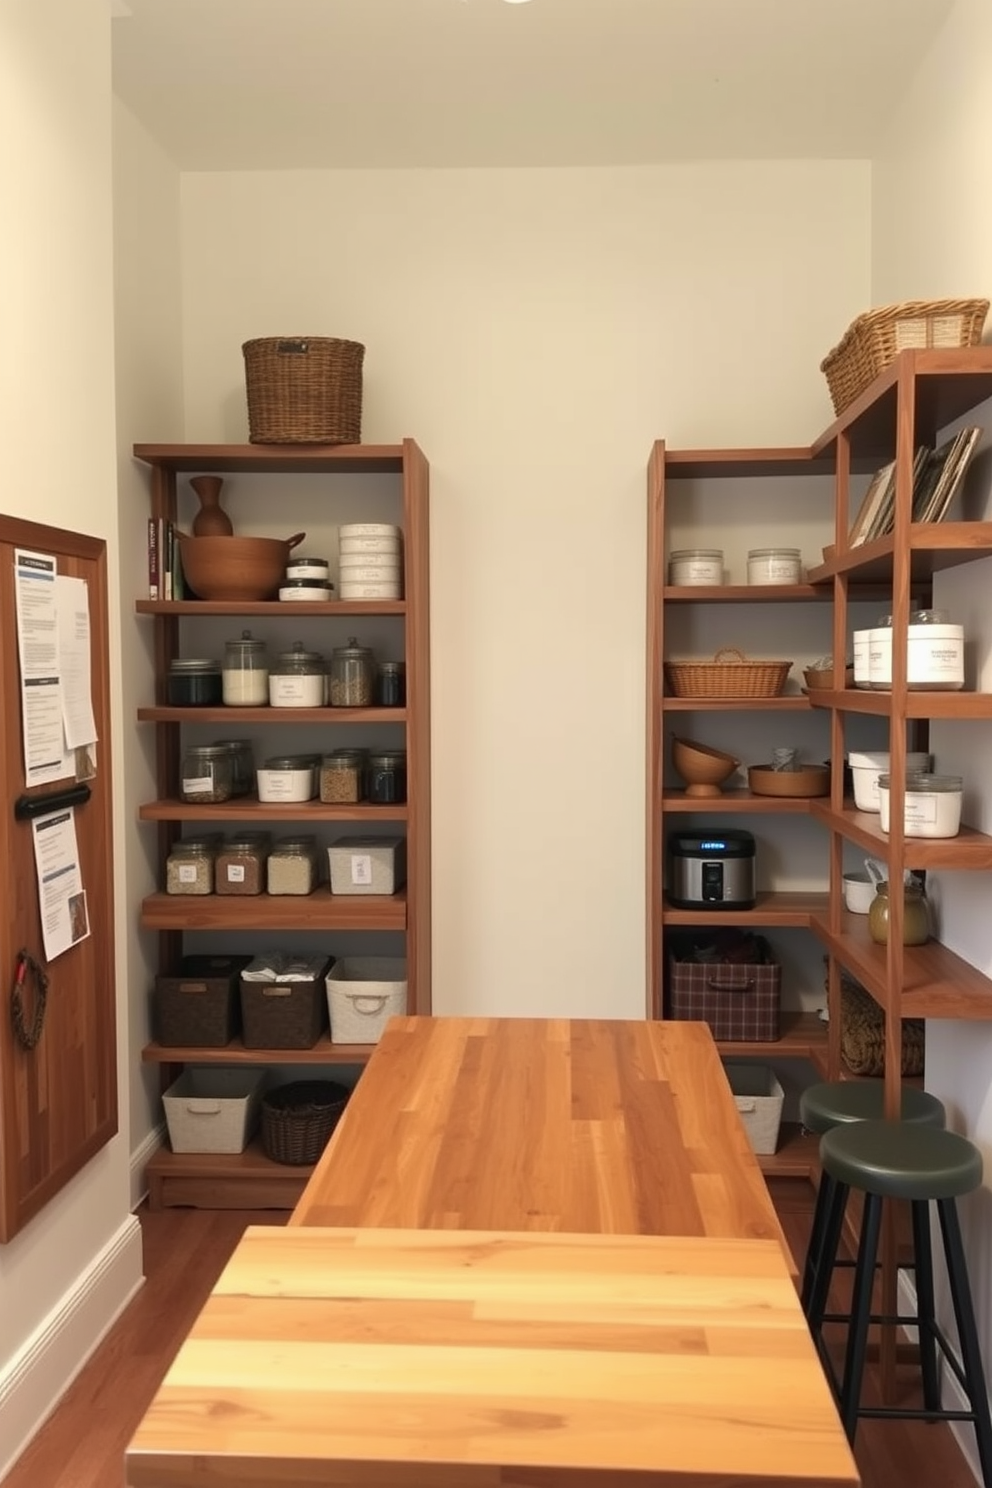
(937, 1198), (992, 1488)
(807, 1177), (849, 1343)
(910, 1198), (941, 1413)
(802, 1170), (837, 1315)
(840, 1190), (883, 1443)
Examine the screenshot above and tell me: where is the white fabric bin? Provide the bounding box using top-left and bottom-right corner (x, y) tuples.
(326, 958), (408, 1044)
(721, 1062), (784, 1155)
(327, 835), (406, 895)
(163, 1067), (265, 1153)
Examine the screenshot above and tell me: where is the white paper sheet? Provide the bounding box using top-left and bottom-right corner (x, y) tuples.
(31, 807), (89, 961)
(15, 548), (74, 786)
(56, 574), (98, 749)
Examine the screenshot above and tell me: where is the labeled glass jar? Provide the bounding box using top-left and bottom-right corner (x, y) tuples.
(167, 657), (223, 707)
(180, 744), (234, 803)
(215, 836), (268, 896)
(165, 838), (216, 896)
(878, 771), (964, 838)
(213, 739), (254, 797)
(267, 836), (320, 896)
(668, 549), (724, 585)
(869, 610), (965, 691)
(320, 749), (367, 803)
(368, 750), (407, 805)
(376, 661), (406, 707)
(747, 548), (802, 585)
(269, 643), (326, 709)
(329, 637), (375, 707)
(222, 630), (269, 707)
(868, 880), (930, 946)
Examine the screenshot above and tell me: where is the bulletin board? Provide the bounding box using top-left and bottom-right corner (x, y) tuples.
(0, 514), (117, 1242)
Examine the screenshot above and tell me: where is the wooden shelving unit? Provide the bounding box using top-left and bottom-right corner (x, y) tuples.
(134, 440), (431, 1209)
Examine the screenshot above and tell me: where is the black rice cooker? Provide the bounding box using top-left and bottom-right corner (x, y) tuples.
(667, 829), (756, 909)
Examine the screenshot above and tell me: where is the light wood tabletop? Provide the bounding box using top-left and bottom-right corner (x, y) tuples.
(290, 1016), (789, 1262)
(125, 1224), (858, 1488)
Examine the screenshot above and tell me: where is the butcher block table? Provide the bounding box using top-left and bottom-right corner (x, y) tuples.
(125, 1224), (859, 1488)
(290, 1015), (790, 1264)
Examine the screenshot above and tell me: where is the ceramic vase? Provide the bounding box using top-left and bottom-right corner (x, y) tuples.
(189, 475), (233, 537)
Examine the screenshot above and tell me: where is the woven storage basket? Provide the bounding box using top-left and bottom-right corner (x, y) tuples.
(836, 971), (925, 1077)
(664, 646), (792, 699)
(821, 299), (988, 416)
(260, 1079), (350, 1165)
(242, 337), (365, 444)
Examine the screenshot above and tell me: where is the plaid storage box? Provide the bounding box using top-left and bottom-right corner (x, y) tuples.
(667, 941), (781, 1041)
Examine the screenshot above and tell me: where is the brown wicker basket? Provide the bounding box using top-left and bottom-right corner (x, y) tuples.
(664, 647), (792, 699)
(838, 973), (924, 1078)
(242, 337), (365, 444)
(820, 299), (988, 416)
(261, 1079), (350, 1165)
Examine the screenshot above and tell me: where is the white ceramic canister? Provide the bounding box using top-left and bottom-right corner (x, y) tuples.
(868, 610), (965, 691)
(852, 629), (872, 688)
(848, 750), (932, 813)
(747, 547), (802, 584)
(339, 580), (403, 600)
(339, 534), (402, 556)
(339, 523), (401, 540)
(256, 760), (316, 803)
(668, 548), (724, 585)
(338, 562), (402, 584)
(878, 771), (963, 838)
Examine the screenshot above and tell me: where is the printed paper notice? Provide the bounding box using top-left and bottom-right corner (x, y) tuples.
(56, 574), (98, 750)
(32, 807), (89, 961)
(15, 549), (74, 786)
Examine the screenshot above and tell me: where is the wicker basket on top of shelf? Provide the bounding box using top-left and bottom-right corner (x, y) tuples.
(820, 298), (989, 416)
(664, 647), (792, 699)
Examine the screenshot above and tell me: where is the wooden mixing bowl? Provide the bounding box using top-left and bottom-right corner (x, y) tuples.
(177, 532), (305, 601)
(670, 736), (741, 797)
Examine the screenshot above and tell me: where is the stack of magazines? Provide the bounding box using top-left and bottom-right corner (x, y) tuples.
(848, 426), (982, 547)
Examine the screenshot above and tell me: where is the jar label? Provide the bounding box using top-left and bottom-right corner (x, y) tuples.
(350, 854), (373, 886)
(178, 864), (197, 884)
(182, 775), (213, 794)
(905, 796), (939, 826)
(226, 864), (246, 882)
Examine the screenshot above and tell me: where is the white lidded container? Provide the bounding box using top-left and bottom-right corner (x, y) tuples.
(339, 522), (400, 540)
(339, 533), (402, 556)
(868, 610), (965, 691)
(668, 548), (723, 585)
(852, 629), (872, 688)
(256, 757), (317, 803)
(285, 556), (329, 582)
(747, 547), (802, 584)
(339, 580), (403, 600)
(878, 772), (963, 838)
(849, 750), (931, 813)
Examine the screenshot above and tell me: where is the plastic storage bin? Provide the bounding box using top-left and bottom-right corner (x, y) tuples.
(327, 836), (407, 895)
(721, 1062), (784, 1155)
(162, 1067), (266, 1154)
(326, 958), (408, 1044)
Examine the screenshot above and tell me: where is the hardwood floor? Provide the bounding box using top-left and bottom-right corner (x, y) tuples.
(0, 1183), (981, 1487)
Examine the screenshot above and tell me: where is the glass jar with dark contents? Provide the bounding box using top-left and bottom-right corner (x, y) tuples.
(368, 750), (407, 805)
(167, 658), (223, 707)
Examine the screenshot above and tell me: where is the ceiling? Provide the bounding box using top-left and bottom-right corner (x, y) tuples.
(111, 0), (954, 171)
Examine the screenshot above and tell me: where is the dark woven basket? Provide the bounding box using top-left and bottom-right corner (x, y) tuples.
(242, 337), (364, 444)
(261, 1080), (349, 1165)
(834, 971), (924, 1077)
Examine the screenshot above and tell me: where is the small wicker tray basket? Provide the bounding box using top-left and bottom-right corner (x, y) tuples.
(820, 299), (988, 416)
(242, 337), (365, 444)
(260, 1079), (350, 1165)
(664, 647), (792, 699)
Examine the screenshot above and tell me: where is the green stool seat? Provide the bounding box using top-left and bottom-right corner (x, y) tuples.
(800, 1080), (945, 1135)
(821, 1120), (982, 1202)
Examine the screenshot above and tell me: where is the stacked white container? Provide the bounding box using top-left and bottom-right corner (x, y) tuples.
(339, 523), (403, 600)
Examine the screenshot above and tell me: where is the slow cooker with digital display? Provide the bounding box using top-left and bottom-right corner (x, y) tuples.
(667, 829), (756, 909)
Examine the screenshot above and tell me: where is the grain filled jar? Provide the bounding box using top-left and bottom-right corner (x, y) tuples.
(319, 750), (366, 803)
(868, 880), (930, 946)
(180, 744), (234, 803)
(165, 838), (216, 896)
(269, 643), (326, 709)
(329, 637), (375, 707)
(267, 836), (320, 896)
(215, 836), (269, 896)
(223, 631), (269, 706)
(368, 750), (407, 805)
(167, 657), (223, 707)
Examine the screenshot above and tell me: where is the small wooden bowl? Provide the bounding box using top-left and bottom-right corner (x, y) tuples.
(803, 666), (855, 691)
(671, 736), (741, 797)
(748, 762), (830, 798)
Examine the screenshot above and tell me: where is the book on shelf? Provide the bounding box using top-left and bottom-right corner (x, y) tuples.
(848, 460), (895, 547)
(851, 430), (981, 546)
(917, 426), (981, 525)
(147, 519), (185, 600)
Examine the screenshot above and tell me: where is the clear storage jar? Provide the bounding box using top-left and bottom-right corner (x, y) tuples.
(868, 880), (931, 946)
(165, 838), (216, 896)
(368, 750), (407, 805)
(376, 660), (406, 707)
(167, 657), (223, 707)
(878, 771), (964, 838)
(267, 836), (320, 895)
(180, 744), (234, 803)
(213, 739), (254, 797)
(319, 750), (366, 803)
(222, 631), (269, 707)
(268, 643), (326, 708)
(747, 548), (802, 584)
(668, 549), (723, 585)
(215, 836), (268, 896)
(329, 637), (375, 707)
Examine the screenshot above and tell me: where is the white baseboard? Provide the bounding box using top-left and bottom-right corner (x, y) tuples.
(130, 1122), (165, 1211)
(0, 1215), (144, 1480)
(898, 1268), (982, 1486)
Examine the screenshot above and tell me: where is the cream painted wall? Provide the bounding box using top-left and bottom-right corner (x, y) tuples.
(872, 0), (992, 1475)
(0, 0), (141, 1475)
(179, 161), (870, 1018)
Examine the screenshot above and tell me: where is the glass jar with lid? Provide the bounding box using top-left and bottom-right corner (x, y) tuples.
(329, 636), (375, 707)
(269, 642), (326, 708)
(267, 835), (320, 896)
(213, 739), (255, 797)
(368, 749), (407, 805)
(376, 660), (406, 707)
(215, 835), (269, 896)
(180, 744), (234, 803)
(319, 749), (367, 803)
(165, 838), (216, 895)
(868, 879), (930, 946)
(167, 657), (223, 707)
(222, 630), (269, 706)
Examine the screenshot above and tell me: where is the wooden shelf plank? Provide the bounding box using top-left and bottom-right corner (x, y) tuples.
(663, 890), (828, 927)
(137, 705), (405, 724)
(138, 797), (408, 823)
(661, 447), (823, 479)
(663, 584), (829, 603)
(810, 800), (992, 870)
(811, 909), (992, 1020)
(807, 521), (992, 585)
(662, 696), (811, 712)
(137, 599), (406, 617)
(714, 1009), (827, 1063)
(134, 442), (406, 475)
(142, 1036), (375, 1066)
(662, 789), (812, 815)
(145, 1138), (311, 1211)
(810, 348), (992, 460)
(140, 886), (407, 932)
(756, 1123), (819, 1180)
(806, 688), (992, 719)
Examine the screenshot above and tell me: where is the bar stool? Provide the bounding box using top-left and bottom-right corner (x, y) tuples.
(799, 1081), (946, 1315)
(808, 1118), (992, 1486)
